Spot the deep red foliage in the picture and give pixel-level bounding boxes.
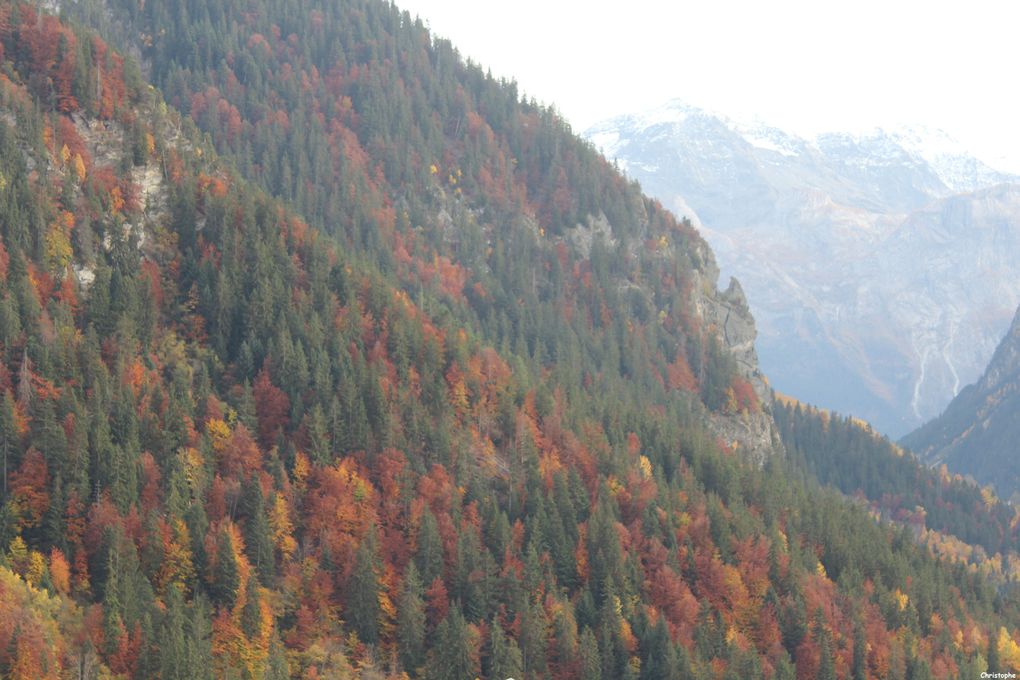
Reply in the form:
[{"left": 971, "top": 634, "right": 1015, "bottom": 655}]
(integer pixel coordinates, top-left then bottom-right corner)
[{"left": 253, "top": 366, "right": 289, "bottom": 449}]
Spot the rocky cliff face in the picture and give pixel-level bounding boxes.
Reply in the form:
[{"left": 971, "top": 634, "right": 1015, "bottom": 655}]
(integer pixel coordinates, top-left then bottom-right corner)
[
  {"left": 563, "top": 207, "right": 783, "bottom": 463},
  {"left": 689, "top": 244, "right": 783, "bottom": 463},
  {"left": 587, "top": 100, "right": 1020, "bottom": 436},
  {"left": 902, "top": 306, "right": 1020, "bottom": 500},
  {"left": 699, "top": 275, "right": 783, "bottom": 464}
]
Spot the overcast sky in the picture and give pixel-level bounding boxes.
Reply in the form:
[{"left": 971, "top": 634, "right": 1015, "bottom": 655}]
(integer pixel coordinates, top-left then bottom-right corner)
[{"left": 395, "top": 0, "right": 1020, "bottom": 171}]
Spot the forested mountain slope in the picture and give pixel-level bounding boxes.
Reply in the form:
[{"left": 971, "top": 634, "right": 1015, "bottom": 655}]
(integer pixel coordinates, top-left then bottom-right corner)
[
  {"left": 0, "top": 2, "right": 1018, "bottom": 679},
  {"left": 903, "top": 305, "right": 1020, "bottom": 501},
  {"left": 776, "top": 397, "right": 1020, "bottom": 580},
  {"left": 60, "top": 0, "right": 778, "bottom": 458}
]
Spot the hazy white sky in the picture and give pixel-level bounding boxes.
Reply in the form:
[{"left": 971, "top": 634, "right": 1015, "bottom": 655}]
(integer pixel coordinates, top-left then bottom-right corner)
[{"left": 396, "top": 0, "right": 1020, "bottom": 170}]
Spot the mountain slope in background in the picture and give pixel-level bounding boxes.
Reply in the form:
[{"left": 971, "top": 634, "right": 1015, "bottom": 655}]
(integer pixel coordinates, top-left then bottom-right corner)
[
  {"left": 587, "top": 100, "right": 1020, "bottom": 436},
  {"left": 903, "top": 305, "right": 1020, "bottom": 500}
]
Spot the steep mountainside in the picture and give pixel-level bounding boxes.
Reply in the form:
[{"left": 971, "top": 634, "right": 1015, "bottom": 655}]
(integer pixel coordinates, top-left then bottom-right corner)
[
  {"left": 776, "top": 395, "right": 1020, "bottom": 576},
  {"left": 58, "top": 0, "right": 783, "bottom": 457},
  {"left": 586, "top": 100, "right": 1020, "bottom": 436},
  {"left": 903, "top": 305, "right": 1020, "bottom": 500},
  {"left": 1, "top": 3, "right": 1020, "bottom": 680}
]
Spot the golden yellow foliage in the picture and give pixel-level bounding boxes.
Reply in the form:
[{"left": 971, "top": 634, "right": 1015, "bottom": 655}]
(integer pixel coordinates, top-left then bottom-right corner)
[
  {"left": 182, "top": 447, "right": 206, "bottom": 493},
  {"left": 8, "top": 536, "right": 32, "bottom": 579},
  {"left": 893, "top": 588, "right": 909, "bottom": 611},
  {"left": 292, "top": 451, "right": 310, "bottom": 495},
  {"left": 379, "top": 587, "right": 397, "bottom": 641},
  {"left": 45, "top": 220, "right": 73, "bottom": 270},
  {"left": 25, "top": 551, "right": 46, "bottom": 586},
  {"left": 73, "top": 154, "right": 86, "bottom": 182},
  {"left": 269, "top": 495, "right": 296, "bottom": 561},
  {"left": 638, "top": 455, "right": 653, "bottom": 479},
  {"left": 999, "top": 627, "right": 1020, "bottom": 671},
  {"left": 158, "top": 519, "right": 196, "bottom": 594},
  {"left": 207, "top": 417, "right": 232, "bottom": 452}
]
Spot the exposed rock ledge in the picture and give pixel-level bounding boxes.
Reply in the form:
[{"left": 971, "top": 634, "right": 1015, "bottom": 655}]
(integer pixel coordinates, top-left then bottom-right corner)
[{"left": 695, "top": 268, "right": 784, "bottom": 464}]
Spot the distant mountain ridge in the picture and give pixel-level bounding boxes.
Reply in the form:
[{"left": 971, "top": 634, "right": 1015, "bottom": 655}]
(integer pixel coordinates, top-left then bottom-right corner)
[
  {"left": 902, "top": 305, "right": 1020, "bottom": 500},
  {"left": 586, "top": 100, "right": 1020, "bottom": 436}
]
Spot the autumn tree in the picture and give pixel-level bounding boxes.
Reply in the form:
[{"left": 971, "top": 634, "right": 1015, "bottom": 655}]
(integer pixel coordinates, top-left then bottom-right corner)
[{"left": 253, "top": 366, "right": 289, "bottom": 449}]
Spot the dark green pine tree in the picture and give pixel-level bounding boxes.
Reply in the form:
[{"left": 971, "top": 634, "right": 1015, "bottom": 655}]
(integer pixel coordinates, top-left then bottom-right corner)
[
  {"left": 487, "top": 617, "right": 523, "bottom": 680},
  {"left": 305, "top": 403, "right": 331, "bottom": 465},
  {"left": 101, "top": 533, "right": 127, "bottom": 660},
  {"left": 233, "top": 380, "right": 258, "bottom": 432},
  {"left": 425, "top": 607, "right": 475, "bottom": 680},
  {"left": 210, "top": 526, "right": 241, "bottom": 609},
  {"left": 240, "top": 477, "right": 275, "bottom": 582},
  {"left": 41, "top": 474, "right": 66, "bottom": 551},
  {"left": 265, "top": 632, "right": 290, "bottom": 680},
  {"left": 779, "top": 593, "right": 808, "bottom": 653},
  {"left": 907, "top": 655, "right": 933, "bottom": 680},
  {"left": 30, "top": 397, "right": 68, "bottom": 480},
  {"left": 578, "top": 627, "right": 602, "bottom": 680},
  {"left": 347, "top": 529, "right": 381, "bottom": 645},
  {"left": 587, "top": 486, "right": 626, "bottom": 607},
  {"left": 773, "top": 653, "right": 797, "bottom": 680},
  {"left": 815, "top": 613, "right": 837, "bottom": 680},
  {"left": 414, "top": 507, "right": 444, "bottom": 586},
  {"left": 520, "top": 597, "right": 548, "bottom": 678},
  {"left": 187, "top": 595, "right": 215, "bottom": 680},
  {"left": 159, "top": 584, "right": 192, "bottom": 680},
  {"left": 988, "top": 628, "right": 1001, "bottom": 674},
  {"left": 241, "top": 576, "right": 263, "bottom": 639},
  {"left": 0, "top": 390, "right": 15, "bottom": 470},
  {"left": 640, "top": 616, "right": 678, "bottom": 680},
  {"left": 852, "top": 617, "right": 868, "bottom": 680},
  {"left": 396, "top": 562, "right": 426, "bottom": 675},
  {"left": 0, "top": 293, "right": 21, "bottom": 350}
]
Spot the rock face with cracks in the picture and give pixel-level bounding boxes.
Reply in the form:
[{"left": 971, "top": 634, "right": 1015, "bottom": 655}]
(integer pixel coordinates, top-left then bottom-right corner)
[{"left": 695, "top": 270, "right": 783, "bottom": 464}]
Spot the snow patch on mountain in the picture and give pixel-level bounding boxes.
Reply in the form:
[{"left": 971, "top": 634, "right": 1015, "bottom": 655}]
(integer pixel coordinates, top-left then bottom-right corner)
[
  {"left": 885, "top": 125, "right": 1013, "bottom": 193},
  {"left": 588, "top": 129, "right": 622, "bottom": 159},
  {"left": 733, "top": 123, "right": 801, "bottom": 157}
]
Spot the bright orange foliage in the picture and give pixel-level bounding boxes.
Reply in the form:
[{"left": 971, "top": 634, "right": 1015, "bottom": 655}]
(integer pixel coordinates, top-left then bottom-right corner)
[{"left": 10, "top": 449, "right": 49, "bottom": 529}]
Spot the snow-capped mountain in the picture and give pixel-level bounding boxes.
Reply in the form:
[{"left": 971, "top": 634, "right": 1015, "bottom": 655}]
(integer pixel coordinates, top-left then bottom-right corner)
[
  {"left": 890, "top": 125, "right": 1016, "bottom": 193},
  {"left": 585, "top": 100, "right": 1020, "bottom": 436}
]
